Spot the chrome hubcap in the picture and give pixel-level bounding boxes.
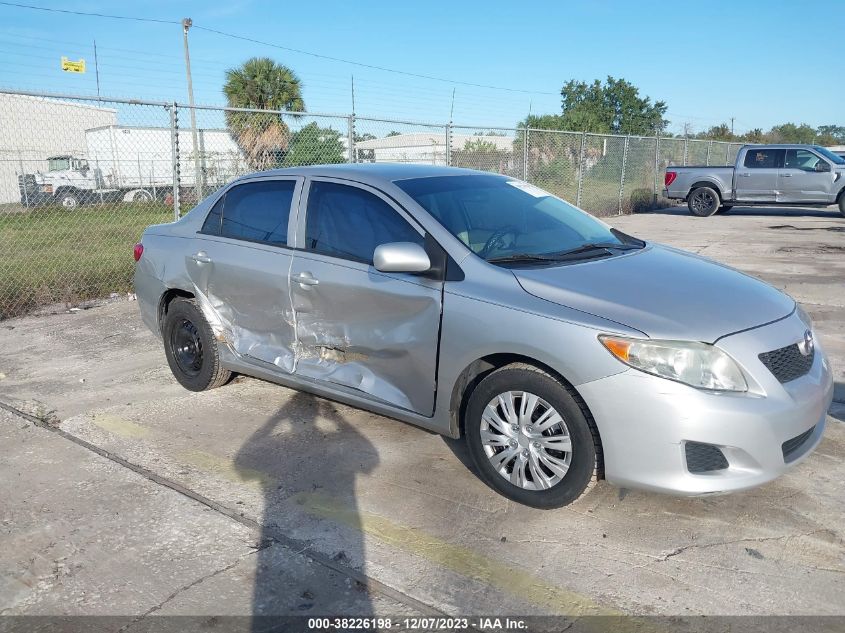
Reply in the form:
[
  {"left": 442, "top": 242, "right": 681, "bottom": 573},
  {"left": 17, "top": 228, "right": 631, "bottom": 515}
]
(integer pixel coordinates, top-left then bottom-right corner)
[{"left": 480, "top": 390, "right": 572, "bottom": 491}]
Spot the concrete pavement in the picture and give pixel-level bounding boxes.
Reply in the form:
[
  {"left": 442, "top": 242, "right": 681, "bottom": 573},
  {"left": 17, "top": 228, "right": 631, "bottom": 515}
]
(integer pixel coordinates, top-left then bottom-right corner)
[{"left": 1, "top": 205, "right": 843, "bottom": 619}]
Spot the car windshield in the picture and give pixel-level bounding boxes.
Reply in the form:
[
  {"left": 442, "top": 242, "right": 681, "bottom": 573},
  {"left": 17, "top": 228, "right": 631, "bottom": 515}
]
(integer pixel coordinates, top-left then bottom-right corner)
[
  {"left": 47, "top": 157, "right": 71, "bottom": 171},
  {"left": 813, "top": 146, "right": 845, "bottom": 165},
  {"left": 396, "top": 174, "right": 637, "bottom": 262}
]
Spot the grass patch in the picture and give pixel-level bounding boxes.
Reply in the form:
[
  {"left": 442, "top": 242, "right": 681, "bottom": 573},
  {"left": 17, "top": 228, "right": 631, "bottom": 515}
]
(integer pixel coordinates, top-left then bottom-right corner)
[{"left": 0, "top": 203, "right": 174, "bottom": 319}]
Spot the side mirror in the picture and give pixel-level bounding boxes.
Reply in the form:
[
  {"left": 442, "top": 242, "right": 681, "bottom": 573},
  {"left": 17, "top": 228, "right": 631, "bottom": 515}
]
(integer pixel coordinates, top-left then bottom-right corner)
[
  {"left": 814, "top": 161, "right": 831, "bottom": 172},
  {"left": 373, "top": 242, "right": 431, "bottom": 274}
]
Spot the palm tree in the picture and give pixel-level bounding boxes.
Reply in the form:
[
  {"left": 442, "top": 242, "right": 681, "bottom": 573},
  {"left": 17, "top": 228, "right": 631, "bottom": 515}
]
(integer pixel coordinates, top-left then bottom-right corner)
[{"left": 223, "top": 57, "right": 305, "bottom": 170}]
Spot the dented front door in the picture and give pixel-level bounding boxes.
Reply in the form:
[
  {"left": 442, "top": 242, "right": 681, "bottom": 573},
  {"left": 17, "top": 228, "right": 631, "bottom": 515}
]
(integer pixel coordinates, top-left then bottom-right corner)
[{"left": 290, "top": 179, "right": 443, "bottom": 416}]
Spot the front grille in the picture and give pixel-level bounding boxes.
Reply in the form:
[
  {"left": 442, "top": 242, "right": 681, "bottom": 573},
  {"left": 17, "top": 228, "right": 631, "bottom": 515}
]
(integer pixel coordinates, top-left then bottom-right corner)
[
  {"left": 17, "top": 173, "right": 37, "bottom": 194},
  {"left": 759, "top": 343, "right": 814, "bottom": 383},
  {"left": 782, "top": 426, "right": 815, "bottom": 462},
  {"left": 685, "top": 442, "right": 729, "bottom": 473}
]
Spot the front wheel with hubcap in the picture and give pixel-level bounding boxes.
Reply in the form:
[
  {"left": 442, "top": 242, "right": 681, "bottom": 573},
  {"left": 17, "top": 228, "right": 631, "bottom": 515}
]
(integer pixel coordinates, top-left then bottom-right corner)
[
  {"left": 838, "top": 195, "right": 845, "bottom": 218},
  {"left": 59, "top": 192, "right": 80, "bottom": 210},
  {"left": 687, "top": 186, "right": 720, "bottom": 217},
  {"left": 162, "top": 297, "right": 231, "bottom": 391},
  {"left": 464, "top": 364, "right": 599, "bottom": 508}
]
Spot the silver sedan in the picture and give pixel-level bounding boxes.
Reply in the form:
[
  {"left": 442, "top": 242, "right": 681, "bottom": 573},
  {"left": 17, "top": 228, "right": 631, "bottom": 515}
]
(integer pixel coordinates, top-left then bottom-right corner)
[{"left": 133, "top": 164, "right": 834, "bottom": 508}]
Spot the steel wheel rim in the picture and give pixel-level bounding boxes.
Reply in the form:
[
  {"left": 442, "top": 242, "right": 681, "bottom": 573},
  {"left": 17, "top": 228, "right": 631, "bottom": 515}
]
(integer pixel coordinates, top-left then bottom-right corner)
[
  {"left": 480, "top": 390, "right": 572, "bottom": 490},
  {"left": 170, "top": 318, "right": 203, "bottom": 377},
  {"left": 61, "top": 196, "right": 77, "bottom": 209},
  {"left": 692, "top": 190, "right": 715, "bottom": 213}
]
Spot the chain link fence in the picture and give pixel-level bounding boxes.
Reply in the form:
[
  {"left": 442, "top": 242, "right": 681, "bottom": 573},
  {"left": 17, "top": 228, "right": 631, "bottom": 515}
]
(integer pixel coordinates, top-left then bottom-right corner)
[{"left": 0, "top": 88, "right": 745, "bottom": 319}]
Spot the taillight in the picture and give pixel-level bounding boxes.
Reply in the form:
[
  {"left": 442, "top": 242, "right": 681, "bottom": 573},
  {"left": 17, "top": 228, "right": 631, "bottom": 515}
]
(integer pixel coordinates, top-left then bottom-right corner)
[
  {"left": 665, "top": 171, "right": 677, "bottom": 187},
  {"left": 133, "top": 243, "right": 144, "bottom": 262}
]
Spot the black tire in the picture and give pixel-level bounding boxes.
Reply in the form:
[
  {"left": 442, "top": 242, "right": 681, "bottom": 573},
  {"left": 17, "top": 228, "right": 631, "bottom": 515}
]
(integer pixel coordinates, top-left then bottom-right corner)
[
  {"left": 687, "top": 186, "right": 720, "bottom": 217},
  {"left": 162, "top": 297, "right": 231, "bottom": 391},
  {"left": 838, "top": 195, "right": 845, "bottom": 218},
  {"left": 463, "top": 363, "right": 599, "bottom": 509}
]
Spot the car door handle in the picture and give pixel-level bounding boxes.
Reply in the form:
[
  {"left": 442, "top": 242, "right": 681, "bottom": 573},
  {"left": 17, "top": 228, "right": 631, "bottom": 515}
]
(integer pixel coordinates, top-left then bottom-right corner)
[
  {"left": 738, "top": 173, "right": 751, "bottom": 177},
  {"left": 190, "top": 251, "right": 212, "bottom": 264},
  {"left": 292, "top": 272, "right": 319, "bottom": 286}
]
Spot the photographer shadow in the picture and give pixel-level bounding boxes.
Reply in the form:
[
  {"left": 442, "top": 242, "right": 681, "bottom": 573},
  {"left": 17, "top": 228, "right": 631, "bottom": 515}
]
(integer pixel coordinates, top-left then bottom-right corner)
[{"left": 234, "top": 390, "right": 380, "bottom": 624}]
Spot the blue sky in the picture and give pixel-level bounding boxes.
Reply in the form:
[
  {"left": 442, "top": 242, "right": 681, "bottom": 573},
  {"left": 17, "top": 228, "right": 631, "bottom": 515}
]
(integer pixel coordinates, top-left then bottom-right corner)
[{"left": 0, "top": 0, "right": 840, "bottom": 135}]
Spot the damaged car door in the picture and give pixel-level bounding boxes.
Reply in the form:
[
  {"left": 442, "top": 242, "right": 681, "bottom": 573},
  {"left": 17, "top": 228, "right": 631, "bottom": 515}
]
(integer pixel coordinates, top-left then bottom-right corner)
[
  {"left": 290, "top": 179, "right": 443, "bottom": 416},
  {"left": 187, "top": 177, "right": 302, "bottom": 372}
]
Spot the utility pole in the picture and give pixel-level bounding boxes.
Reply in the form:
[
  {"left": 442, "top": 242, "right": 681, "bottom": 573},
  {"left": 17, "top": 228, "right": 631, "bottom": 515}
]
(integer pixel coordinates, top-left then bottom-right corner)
[
  {"left": 93, "top": 39, "right": 101, "bottom": 99},
  {"left": 182, "top": 18, "right": 203, "bottom": 199},
  {"left": 730, "top": 117, "right": 735, "bottom": 136}
]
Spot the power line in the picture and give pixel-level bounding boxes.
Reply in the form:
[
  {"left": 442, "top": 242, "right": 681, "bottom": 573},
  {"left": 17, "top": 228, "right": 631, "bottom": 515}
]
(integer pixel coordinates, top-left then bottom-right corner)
[
  {"left": 0, "top": 0, "right": 558, "bottom": 96},
  {"left": 191, "top": 25, "right": 558, "bottom": 96},
  {"left": 0, "top": 1, "right": 178, "bottom": 23}
]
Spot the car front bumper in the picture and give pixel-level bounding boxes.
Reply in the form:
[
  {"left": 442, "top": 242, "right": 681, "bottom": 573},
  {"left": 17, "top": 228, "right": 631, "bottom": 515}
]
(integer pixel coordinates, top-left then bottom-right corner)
[{"left": 578, "top": 311, "right": 834, "bottom": 495}]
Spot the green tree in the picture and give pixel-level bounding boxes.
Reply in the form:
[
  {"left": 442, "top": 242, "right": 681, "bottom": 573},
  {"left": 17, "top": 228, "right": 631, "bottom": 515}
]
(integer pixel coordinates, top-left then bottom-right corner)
[
  {"left": 558, "top": 77, "right": 668, "bottom": 135},
  {"left": 741, "top": 128, "right": 765, "bottom": 143},
  {"left": 223, "top": 57, "right": 305, "bottom": 170},
  {"left": 451, "top": 137, "right": 510, "bottom": 172},
  {"left": 462, "top": 138, "right": 500, "bottom": 152},
  {"left": 816, "top": 125, "right": 845, "bottom": 145},
  {"left": 283, "top": 123, "right": 345, "bottom": 167},
  {"left": 767, "top": 123, "right": 817, "bottom": 144},
  {"left": 696, "top": 123, "right": 735, "bottom": 142}
]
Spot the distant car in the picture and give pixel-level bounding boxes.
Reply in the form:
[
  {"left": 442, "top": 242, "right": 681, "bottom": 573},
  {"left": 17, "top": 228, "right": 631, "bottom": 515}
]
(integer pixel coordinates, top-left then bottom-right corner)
[
  {"left": 664, "top": 144, "right": 845, "bottom": 217},
  {"left": 134, "top": 165, "right": 833, "bottom": 508}
]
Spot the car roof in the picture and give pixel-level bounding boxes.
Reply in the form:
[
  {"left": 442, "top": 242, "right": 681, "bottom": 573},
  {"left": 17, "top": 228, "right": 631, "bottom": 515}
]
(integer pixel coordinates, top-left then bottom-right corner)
[
  {"left": 233, "top": 163, "right": 507, "bottom": 186},
  {"left": 741, "top": 144, "right": 821, "bottom": 150}
]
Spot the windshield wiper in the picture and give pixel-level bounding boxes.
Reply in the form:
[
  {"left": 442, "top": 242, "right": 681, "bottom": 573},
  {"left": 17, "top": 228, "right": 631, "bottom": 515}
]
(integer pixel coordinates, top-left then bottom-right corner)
[
  {"left": 488, "top": 239, "right": 645, "bottom": 264},
  {"left": 553, "top": 241, "right": 640, "bottom": 258},
  {"left": 487, "top": 253, "right": 563, "bottom": 263}
]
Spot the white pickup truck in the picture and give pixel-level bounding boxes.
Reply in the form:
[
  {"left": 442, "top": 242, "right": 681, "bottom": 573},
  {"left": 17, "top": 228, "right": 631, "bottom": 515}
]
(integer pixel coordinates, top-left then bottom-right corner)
[{"left": 663, "top": 144, "right": 845, "bottom": 217}]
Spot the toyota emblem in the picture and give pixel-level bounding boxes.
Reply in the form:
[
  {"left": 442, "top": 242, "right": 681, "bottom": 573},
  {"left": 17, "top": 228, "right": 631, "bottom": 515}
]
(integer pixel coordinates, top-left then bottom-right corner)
[{"left": 798, "top": 330, "right": 814, "bottom": 357}]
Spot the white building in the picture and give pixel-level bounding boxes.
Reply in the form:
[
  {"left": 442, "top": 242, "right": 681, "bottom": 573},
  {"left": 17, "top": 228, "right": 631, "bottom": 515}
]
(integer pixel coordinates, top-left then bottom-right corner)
[
  {"left": 354, "top": 132, "right": 513, "bottom": 165},
  {"left": 0, "top": 93, "right": 117, "bottom": 204}
]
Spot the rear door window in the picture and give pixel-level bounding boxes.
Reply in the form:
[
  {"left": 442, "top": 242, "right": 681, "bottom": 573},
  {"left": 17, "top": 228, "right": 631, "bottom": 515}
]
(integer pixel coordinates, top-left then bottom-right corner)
[
  {"left": 220, "top": 180, "right": 296, "bottom": 245},
  {"left": 743, "top": 149, "right": 784, "bottom": 169},
  {"left": 200, "top": 180, "right": 296, "bottom": 245}
]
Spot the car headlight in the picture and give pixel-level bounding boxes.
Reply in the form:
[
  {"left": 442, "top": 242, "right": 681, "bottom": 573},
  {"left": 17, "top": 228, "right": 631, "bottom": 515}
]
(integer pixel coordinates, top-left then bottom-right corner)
[
  {"left": 599, "top": 335, "right": 748, "bottom": 392},
  {"left": 796, "top": 304, "right": 813, "bottom": 329}
]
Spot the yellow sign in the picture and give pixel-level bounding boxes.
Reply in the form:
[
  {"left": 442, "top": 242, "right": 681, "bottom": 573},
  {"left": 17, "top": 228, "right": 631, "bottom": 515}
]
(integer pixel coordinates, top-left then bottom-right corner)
[{"left": 61, "top": 57, "right": 86, "bottom": 73}]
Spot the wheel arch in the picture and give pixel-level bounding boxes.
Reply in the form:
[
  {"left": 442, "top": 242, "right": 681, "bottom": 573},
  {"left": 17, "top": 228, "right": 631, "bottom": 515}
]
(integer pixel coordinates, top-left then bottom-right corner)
[
  {"left": 53, "top": 185, "right": 80, "bottom": 198},
  {"left": 158, "top": 287, "right": 195, "bottom": 331},
  {"left": 688, "top": 181, "right": 724, "bottom": 201},
  {"left": 449, "top": 353, "right": 605, "bottom": 479}
]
